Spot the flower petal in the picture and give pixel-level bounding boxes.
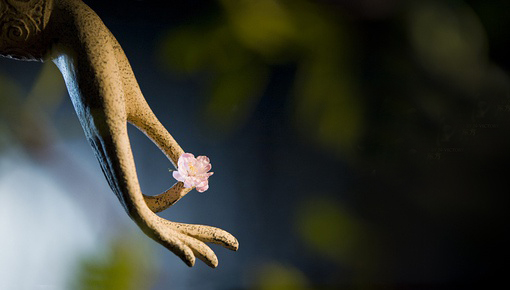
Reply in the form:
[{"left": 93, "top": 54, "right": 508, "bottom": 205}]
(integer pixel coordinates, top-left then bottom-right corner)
[
  {"left": 174, "top": 153, "right": 213, "bottom": 191},
  {"left": 196, "top": 156, "right": 210, "bottom": 166},
  {"left": 182, "top": 153, "right": 195, "bottom": 159},
  {"left": 183, "top": 178, "right": 193, "bottom": 188},
  {"left": 196, "top": 183, "right": 209, "bottom": 192},
  {"left": 196, "top": 155, "right": 210, "bottom": 162},
  {"left": 196, "top": 156, "right": 212, "bottom": 173},
  {"left": 173, "top": 171, "right": 184, "bottom": 182},
  {"left": 178, "top": 153, "right": 195, "bottom": 169}
]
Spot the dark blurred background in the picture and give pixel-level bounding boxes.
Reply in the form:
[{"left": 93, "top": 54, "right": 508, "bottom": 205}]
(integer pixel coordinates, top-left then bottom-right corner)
[{"left": 1, "top": 0, "right": 509, "bottom": 289}]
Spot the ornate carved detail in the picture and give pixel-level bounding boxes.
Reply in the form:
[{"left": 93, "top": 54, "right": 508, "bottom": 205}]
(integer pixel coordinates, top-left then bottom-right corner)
[{"left": 0, "top": 0, "right": 53, "bottom": 60}]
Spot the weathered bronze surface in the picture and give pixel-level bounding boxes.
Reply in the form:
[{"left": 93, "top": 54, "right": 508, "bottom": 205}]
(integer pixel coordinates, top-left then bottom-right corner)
[{"left": 0, "top": 0, "right": 238, "bottom": 267}]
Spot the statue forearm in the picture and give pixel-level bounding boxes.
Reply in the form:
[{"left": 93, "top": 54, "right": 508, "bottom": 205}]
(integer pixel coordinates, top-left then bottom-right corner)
[{"left": 0, "top": 0, "right": 238, "bottom": 268}]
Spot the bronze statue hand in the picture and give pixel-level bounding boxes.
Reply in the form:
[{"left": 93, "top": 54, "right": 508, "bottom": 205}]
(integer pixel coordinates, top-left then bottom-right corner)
[{"left": 0, "top": 0, "right": 238, "bottom": 267}]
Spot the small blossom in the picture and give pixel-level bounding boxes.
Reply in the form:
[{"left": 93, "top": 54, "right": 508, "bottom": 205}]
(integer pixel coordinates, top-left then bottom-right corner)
[{"left": 172, "top": 153, "right": 213, "bottom": 192}]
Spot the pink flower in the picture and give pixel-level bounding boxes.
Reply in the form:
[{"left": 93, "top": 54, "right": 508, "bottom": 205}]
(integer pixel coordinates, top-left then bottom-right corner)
[{"left": 173, "top": 153, "right": 214, "bottom": 192}]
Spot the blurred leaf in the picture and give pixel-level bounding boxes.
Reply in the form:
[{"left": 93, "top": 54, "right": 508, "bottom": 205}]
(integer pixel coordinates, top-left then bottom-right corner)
[
  {"left": 407, "top": 0, "right": 488, "bottom": 89},
  {"left": 0, "top": 73, "right": 24, "bottom": 122},
  {"left": 220, "top": 0, "right": 299, "bottom": 60},
  {"left": 158, "top": 26, "right": 213, "bottom": 73},
  {"left": 157, "top": 0, "right": 365, "bottom": 157},
  {"left": 26, "top": 62, "right": 66, "bottom": 113},
  {"left": 296, "top": 197, "right": 364, "bottom": 263},
  {"left": 70, "top": 234, "right": 156, "bottom": 290},
  {"left": 287, "top": 0, "right": 363, "bottom": 158},
  {"left": 294, "top": 57, "right": 364, "bottom": 157},
  {"left": 0, "top": 73, "right": 24, "bottom": 151},
  {"left": 205, "top": 59, "right": 268, "bottom": 132},
  {"left": 0, "top": 63, "right": 66, "bottom": 154},
  {"left": 158, "top": 22, "right": 269, "bottom": 133},
  {"left": 253, "top": 262, "right": 310, "bottom": 290}
]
